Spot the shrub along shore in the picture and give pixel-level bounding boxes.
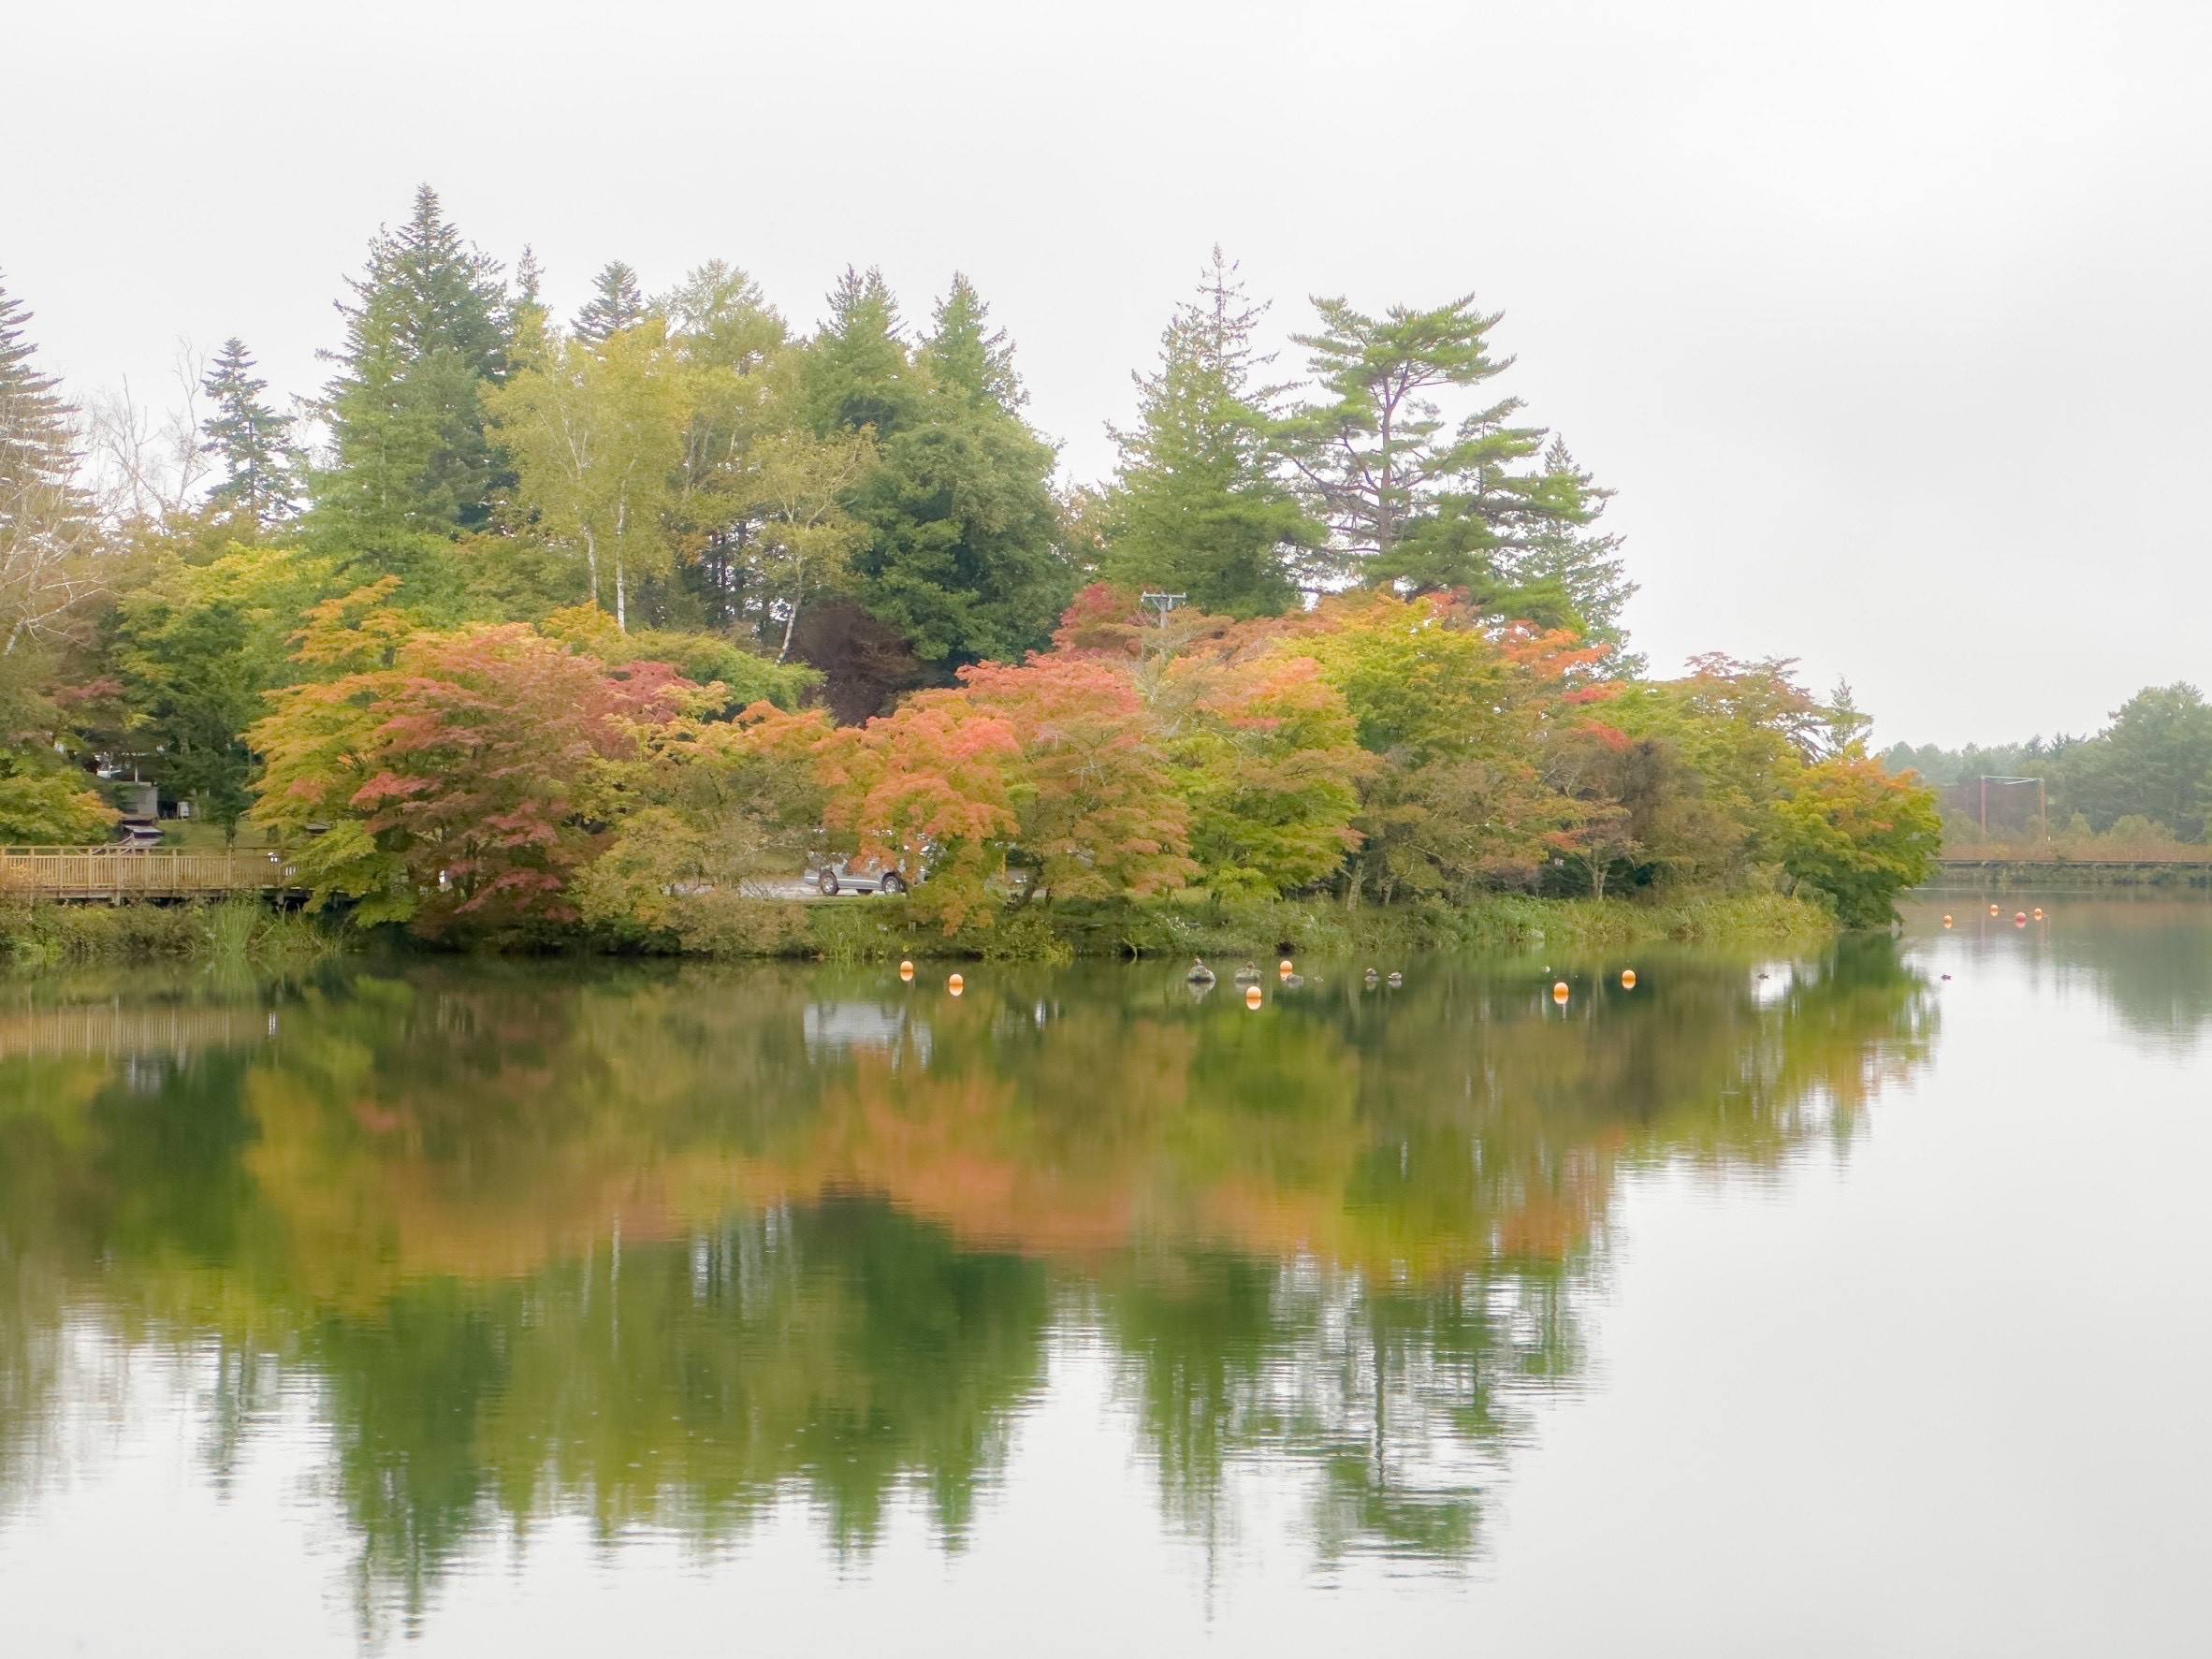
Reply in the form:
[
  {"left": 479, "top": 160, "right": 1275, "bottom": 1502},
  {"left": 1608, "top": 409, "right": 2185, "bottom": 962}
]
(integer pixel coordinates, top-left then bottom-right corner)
[
  {"left": 0, "top": 898, "right": 347, "bottom": 967},
  {"left": 806, "top": 890, "right": 1839, "bottom": 965}
]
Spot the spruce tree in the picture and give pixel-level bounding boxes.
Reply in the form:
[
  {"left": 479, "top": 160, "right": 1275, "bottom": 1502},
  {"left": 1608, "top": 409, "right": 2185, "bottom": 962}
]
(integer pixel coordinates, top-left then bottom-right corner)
[
  {"left": 785, "top": 272, "right": 1069, "bottom": 676},
  {"left": 199, "top": 337, "right": 298, "bottom": 528},
  {"left": 513, "top": 245, "right": 546, "bottom": 315},
  {"left": 840, "top": 274, "right": 1069, "bottom": 668},
  {"left": 0, "top": 274, "right": 95, "bottom": 657},
  {"left": 803, "top": 267, "right": 925, "bottom": 438},
  {"left": 923, "top": 273, "right": 1023, "bottom": 411},
  {"left": 573, "top": 260, "right": 646, "bottom": 343},
  {"left": 1494, "top": 438, "right": 1637, "bottom": 659},
  {"left": 309, "top": 185, "right": 510, "bottom": 582},
  {"left": 1100, "top": 250, "right": 1315, "bottom": 617}
]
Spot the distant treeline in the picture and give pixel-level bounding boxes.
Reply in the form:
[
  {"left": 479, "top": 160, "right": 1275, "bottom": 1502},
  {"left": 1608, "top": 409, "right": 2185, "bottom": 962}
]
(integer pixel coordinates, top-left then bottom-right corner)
[
  {"left": 0, "top": 186, "right": 1938, "bottom": 940},
  {"left": 1885, "top": 682, "right": 2212, "bottom": 848}
]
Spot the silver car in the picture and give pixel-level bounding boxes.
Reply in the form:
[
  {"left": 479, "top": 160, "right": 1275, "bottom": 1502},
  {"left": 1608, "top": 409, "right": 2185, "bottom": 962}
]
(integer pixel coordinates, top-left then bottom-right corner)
[{"left": 812, "top": 857, "right": 910, "bottom": 896}]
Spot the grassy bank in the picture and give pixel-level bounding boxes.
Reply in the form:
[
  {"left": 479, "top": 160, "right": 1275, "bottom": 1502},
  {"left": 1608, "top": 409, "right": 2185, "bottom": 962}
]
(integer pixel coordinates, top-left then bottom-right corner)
[
  {"left": 0, "top": 898, "right": 350, "bottom": 968},
  {"left": 2, "top": 890, "right": 1836, "bottom": 968},
  {"left": 803, "top": 890, "right": 1838, "bottom": 964}
]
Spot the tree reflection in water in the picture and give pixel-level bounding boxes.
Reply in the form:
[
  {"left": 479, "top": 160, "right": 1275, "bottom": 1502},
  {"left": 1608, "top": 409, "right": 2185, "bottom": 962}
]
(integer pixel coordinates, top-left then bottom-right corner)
[{"left": 0, "top": 934, "right": 1940, "bottom": 1634}]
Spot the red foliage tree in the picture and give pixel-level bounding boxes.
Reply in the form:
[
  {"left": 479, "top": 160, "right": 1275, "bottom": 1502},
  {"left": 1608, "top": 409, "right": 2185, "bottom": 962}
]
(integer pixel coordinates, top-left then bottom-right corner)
[
  {"left": 959, "top": 655, "right": 1197, "bottom": 903},
  {"left": 811, "top": 690, "right": 1023, "bottom": 928},
  {"left": 254, "top": 597, "right": 706, "bottom": 935},
  {"left": 354, "top": 628, "right": 696, "bottom": 932}
]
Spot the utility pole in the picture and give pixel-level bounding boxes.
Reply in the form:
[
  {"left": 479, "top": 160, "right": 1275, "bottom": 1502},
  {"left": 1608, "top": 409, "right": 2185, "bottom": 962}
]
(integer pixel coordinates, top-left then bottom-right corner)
[{"left": 1139, "top": 591, "right": 1186, "bottom": 661}]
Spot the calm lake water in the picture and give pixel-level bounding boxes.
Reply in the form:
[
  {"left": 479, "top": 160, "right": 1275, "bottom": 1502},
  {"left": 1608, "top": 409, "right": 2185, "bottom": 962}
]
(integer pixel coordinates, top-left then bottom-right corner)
[{"left": 2, "top": 896, "right": 2206, "bottom": 1654}]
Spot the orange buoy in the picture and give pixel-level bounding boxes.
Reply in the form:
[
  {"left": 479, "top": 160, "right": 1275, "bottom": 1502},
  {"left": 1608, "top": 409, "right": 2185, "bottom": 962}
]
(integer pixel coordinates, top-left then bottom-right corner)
[
  {"left": 2032, "top": 908, "right": 2045, "bottom": 920},
  {"left": 1244, "top": 984, "right": 1263, "bottom": 1009},
  {"left": 948, "top": 973, "right": 965, "bottom": 997},
  {"left": 1989, "top": 904, "right": 2001, "bottom": 915},
  {"left": 1552, "top": 981, "right": 1570, "bottom": 1003},
  {"left": 1278, "top": 958, "right": 1294, "bottom": 979},
  {"left": 1620, "top": 968, "right": 1637, "bottom": 989},
  {"left": 1943, "top": 914, "right": 1953, "bottom": 927},
  {"left": 899, "top": 959, "right": 914, "bottom": 982}
]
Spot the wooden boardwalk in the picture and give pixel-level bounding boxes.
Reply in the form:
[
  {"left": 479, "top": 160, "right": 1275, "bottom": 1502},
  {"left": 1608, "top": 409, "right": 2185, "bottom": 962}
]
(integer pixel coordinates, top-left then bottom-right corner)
[
  {"left": 0, "top": 846, "right": 303, "bottom": 900},
  {"left": 1933, "top": 857, "right": 2212, "bottom": 889}
]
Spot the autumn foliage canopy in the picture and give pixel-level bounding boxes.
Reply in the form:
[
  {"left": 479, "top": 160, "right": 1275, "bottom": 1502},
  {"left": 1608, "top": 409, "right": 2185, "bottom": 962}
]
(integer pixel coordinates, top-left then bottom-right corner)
[{"left": 248, "top": 581, "right": 1935, "bottom": 937}]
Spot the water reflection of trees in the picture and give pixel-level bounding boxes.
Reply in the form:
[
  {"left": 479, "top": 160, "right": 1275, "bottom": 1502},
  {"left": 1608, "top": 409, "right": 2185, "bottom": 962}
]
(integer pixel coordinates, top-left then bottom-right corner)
[
  {"left": 0, "top": 939, "right": 1932, "bottom": 1627},
  {"left": 1998, "top": 899, "right": 2212, "bottom": 1044},
  {"left": 316, "top": 1198, "right": 1047, "bottom": 1633}
]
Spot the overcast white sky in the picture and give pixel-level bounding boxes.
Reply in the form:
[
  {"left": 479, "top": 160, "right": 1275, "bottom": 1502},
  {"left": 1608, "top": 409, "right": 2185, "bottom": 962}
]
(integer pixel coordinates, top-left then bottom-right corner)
[{"left": 7, "top": 0, "right": 2205, "bottom": 747}]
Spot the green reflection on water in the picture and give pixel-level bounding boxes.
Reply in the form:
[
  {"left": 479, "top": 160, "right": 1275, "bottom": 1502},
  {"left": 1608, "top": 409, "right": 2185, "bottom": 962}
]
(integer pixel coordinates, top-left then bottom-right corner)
[{"left": 0, "top": 931, "right": 1955, "bottom": 1633}]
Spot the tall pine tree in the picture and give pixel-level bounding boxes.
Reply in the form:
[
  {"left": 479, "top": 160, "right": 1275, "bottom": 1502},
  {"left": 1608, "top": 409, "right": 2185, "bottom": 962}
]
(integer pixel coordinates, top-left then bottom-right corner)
[
  {"left": 1100, "top": 249, "right": 1316, "bottom": 617},
  {"left": 0, "top": 274, "right": 113, "bottom": 842},
  {"left": 200, "top": 338, "right": 298, "bottom": 529},
  {"left": 308, "top": 185, "right": 510, "bottom": 589},
  {"left": 0, "top": 274, "right": 95, "bottom": 658},
  {"left": 1281, "top": 292, "right": 1592, "bottom": 595},
  {"left": 573, "top": 260, "right": 646, "bottom": 342}
]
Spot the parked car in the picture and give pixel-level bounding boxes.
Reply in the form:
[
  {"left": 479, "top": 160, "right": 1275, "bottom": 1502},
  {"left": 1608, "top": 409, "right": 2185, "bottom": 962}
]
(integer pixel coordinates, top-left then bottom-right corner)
[{"left": 811, "top": 856, "right": 910, "bottom": 896}]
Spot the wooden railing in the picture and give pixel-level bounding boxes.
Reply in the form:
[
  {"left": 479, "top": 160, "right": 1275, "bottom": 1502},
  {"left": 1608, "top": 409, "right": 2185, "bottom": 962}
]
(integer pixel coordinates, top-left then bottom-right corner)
[{"left": 0, "top": 845, "right": 301, "bottom": 899}]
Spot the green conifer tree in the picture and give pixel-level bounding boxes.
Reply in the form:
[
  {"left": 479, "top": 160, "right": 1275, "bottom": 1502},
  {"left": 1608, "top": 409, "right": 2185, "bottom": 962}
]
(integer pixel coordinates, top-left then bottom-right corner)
[
  {"left": 307, "top": 185, "right": 511, "bottom": 589},
  {"left": 0, "top": 274, "right": 95, "bottom": 658},
  {"left": 1099, "top": 250, "right": 1316, "bottom": 618},
  {"left": 1493, "top": 437, "right": 1637, "bottom": 660},
  {"left": 513, "top": 246, "right": 546, "bottom": 315},
  {"left": 199, "top": 337, "right": 298, "bottom": 528},
  {"left": 803, "top": 267, "right": 925, "bottom": 438},
  {"left": 1281, "top": 292, "right": 1592, "bottom": 595},
  {"left": 844, "top": 275, "right": 1069, "bottom": 668},
  {"left": 573, "top": 260, "right": 646, "bottom": 343},
  {"left": 923, "top": 272, "right": 1023, "bottom": 411},
  {"left": 0, "top": 275, "right": 110, "bottom": 838}
]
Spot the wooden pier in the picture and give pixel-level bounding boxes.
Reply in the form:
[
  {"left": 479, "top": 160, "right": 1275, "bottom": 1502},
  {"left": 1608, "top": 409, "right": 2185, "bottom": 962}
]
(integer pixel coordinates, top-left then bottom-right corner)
[
  {"left": 0, "top": 845, "right": 304, "bottom": 901},
  {"left": 1932, "top": 857, "right": 2212, "bottom": 890}
]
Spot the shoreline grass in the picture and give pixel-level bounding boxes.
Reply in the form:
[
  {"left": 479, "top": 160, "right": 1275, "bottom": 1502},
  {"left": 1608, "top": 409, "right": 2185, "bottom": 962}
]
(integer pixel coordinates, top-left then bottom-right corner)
[
  {"left": 2, "top": 890, "right": 1836, "bottom": 968},
  {"left": 800, "top": 890, "right": 1837, "bottom": 964},
  {"left": 0, "top": 897, "right": 351, "bottom": 968}
]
